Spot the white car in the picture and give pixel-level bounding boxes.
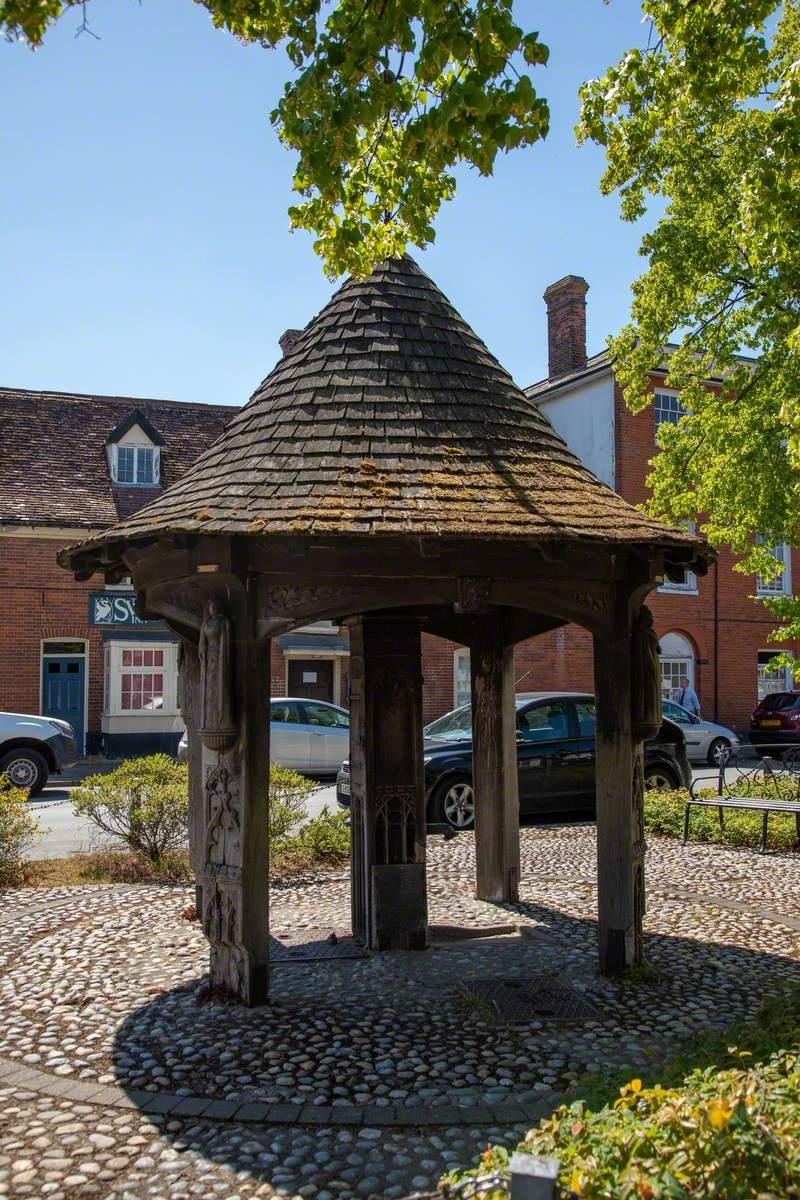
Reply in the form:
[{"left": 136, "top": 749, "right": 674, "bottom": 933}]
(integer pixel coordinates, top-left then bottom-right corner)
[
  {"left": 177, "top": 697, "right": 349, "bottom": 776},
  {"left": 661, "top": 699, "right": 740, "bottom": 765},
  {"left": 0, "top": 711, "right": 77, "bottom": 794}
]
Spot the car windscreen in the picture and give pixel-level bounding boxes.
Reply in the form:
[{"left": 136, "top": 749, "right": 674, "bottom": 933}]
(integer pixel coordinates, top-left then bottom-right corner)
[
  {"left": 760, "top": 693, "right": 800, "bottom": 711},
  {"left": 424, "top": 704, "right": 473, "bottom": 740}
]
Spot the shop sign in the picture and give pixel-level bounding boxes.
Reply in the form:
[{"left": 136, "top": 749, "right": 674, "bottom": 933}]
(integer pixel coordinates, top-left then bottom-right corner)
[{"left": 88, "top": 592, "right": 159, "bottom": 627}]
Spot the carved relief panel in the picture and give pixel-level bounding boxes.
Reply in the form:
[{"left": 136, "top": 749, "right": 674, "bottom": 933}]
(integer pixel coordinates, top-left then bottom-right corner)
[{"left": 204, "top": 761, "right": 242, "bottom": 880}]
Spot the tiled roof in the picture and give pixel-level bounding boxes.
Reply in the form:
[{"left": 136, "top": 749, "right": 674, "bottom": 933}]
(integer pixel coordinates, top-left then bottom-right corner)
[
  {"left": 61, "top": 257, "right": 708, "bottom": 565},
  {"left": 0, "top": 388, "right": 236, "bottom": 528},
  {"left": 525, "top": 342, "right": 761, "bottom": 401},
  {"left": 525, "top": 350, "right": 612, "bottom": 399}
]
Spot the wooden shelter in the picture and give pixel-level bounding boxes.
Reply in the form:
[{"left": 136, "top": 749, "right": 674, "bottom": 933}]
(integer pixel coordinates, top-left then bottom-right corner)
[{"left": 60, "top": 257, "right": 712, "bottom": 1005}]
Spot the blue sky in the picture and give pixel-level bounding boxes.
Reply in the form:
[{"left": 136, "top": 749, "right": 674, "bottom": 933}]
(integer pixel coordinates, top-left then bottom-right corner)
[{"left": 1, "top": 0, "right": 651, "bottom": 406}]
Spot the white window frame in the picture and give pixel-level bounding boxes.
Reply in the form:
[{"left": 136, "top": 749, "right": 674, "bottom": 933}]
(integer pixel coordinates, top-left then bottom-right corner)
[
  {"left": 659, "top": 520, "right": 698, "bottom": 594},
  {"left": 108, "top": 443, "right": 161, "bottom": 486},
  {"left": 658, "top": 632, "right": 695, "bottom": 702},
  {"left": 654, "top": 389, "right": 687, "bottom": 443},
  {"left": 103, "top": 640, "right": 179, "bottom": 717},
  {"left": 756, "top": 539, "right": 791, "bottom": 597},
  {"left": 757, "top": 650, "right": 793, "bottom": 701},
  {"left": 454, "top": 648, "right": 471, "bottom": 709}
]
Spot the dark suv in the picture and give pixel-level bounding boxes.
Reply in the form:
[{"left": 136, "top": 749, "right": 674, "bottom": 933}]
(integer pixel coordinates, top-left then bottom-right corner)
[
  {"left": 750, "top": 691, "right": 800, "bottom": 749},
  {"left": 336, "top": 691, "right": 690, "bottom": 830}
]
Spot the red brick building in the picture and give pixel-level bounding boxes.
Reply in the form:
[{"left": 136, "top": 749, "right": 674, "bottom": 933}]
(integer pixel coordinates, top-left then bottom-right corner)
[
  {"left": 524, "top": 277, "right": 799, "bottom": 732},
  {"left": 1, "top": 285, "right": 791, "bottom": 754},
  {"left": 0, "top": 389, "right": 233, "bottom": 755}
]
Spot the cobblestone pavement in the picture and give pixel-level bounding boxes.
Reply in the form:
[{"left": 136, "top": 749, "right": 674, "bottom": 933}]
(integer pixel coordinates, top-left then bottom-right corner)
[{"left": 1, "top": 824, "right": 799, "bottom": 1199}]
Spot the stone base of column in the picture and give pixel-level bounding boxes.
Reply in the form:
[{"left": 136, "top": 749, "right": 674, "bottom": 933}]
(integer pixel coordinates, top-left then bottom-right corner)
[{"left": 371, "top": 864, "right": 428, "bottom": 950}]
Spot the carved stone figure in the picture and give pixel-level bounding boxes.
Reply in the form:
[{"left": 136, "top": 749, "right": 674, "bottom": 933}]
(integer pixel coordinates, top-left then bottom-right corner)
[
  {"left": 198, "top": 599, "right": 236, "bottom": 750},
  {"left": 631, "top": 605, "right": 662, "bottom": 741}
]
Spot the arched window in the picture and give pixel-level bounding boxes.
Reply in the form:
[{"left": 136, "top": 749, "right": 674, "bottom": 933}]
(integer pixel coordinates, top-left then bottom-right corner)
[{"left": 658, "top": 631, "right": 695, "bottom": 701}]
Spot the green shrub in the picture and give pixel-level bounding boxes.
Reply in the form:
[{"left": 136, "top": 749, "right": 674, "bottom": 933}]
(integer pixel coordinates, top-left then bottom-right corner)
[
  {"left": 269, "top": 764, "right": 316, "bottom": 843},
  {"left": 292, "top": 805, "right": 350, "bottom": 861},
  {"left": 522, "top": 1053, "right": 800, "bottom": 1198},
  {"left": 72, "top": 755, "right": 189, "bottom": 864},
  {"left": 273, "top": 805, "right": 350, "bottom": 872},
  {"left": 445, "top": 989, "right": 800, "bottom": 1200},
  {"left": 0, "top": 776, "right": 40, "bottom": 886},
  {"left": 644, "top": 787, "right": 800, "bottom": 850},
  {"left": 72, "top": 756, "right": 326, "bottom": 872}
]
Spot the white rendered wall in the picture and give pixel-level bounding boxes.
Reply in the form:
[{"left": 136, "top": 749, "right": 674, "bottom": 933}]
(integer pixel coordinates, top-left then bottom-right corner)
[{"left": 536, "top": 372, "right": 615, "bottom": 488}]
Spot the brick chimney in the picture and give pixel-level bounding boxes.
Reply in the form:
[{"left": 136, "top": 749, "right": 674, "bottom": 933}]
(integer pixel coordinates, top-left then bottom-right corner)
[
  {"left": 279, "top": 328, "right": 303, "bottom": 357},
  {"left": 543, "top": 276, "right": 589, "bottom": 379}
]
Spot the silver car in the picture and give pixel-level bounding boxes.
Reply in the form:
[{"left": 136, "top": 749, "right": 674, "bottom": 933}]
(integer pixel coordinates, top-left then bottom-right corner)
[
  {"left": 662, "top": 699, "right": 739, "bottom": 765},
  {"left": 177, "top": 697, "right": 349, "bottom": 776}
]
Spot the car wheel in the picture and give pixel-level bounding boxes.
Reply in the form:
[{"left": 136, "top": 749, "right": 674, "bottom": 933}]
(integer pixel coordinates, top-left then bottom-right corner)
[
  {"left": 643, "top": 764, "right": 678, "bottom": 792},
  {"left": 707, "top": 737, "right": 731, "bottom": 767},
  {"left": 434, "top": 775, "right": 475, "bottom": 830},
  {"left": 0, "top": 748, "right": 49, "bottom": 795}
]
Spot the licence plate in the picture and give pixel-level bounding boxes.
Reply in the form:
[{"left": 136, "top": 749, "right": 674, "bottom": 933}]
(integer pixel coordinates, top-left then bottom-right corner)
[
  {"left": 338, "top": 780, "right": 351, "bottom": 795},
  {"left": 761, "top": 719, "right": 781, "bottom": 728}
]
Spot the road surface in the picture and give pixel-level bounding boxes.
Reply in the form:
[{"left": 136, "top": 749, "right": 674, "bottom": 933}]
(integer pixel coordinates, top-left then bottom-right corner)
[
  {"left": 25, "top": 766, "right": 733, "bottom": 861},
  {"left": 25, "top": 779, "right": 341, "bottom": 861}
]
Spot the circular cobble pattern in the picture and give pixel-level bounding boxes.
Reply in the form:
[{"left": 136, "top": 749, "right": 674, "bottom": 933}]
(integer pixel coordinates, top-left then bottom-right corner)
[
  {"left": 0, "top": 1088, "right": 527, "bottom": 1199},
  {"left": 1, "top": 825, "right": 799, "bottom": 1198}
]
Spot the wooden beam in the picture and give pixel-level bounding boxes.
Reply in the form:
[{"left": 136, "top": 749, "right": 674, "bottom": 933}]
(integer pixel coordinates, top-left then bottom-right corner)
[
  {"left": 592, "top": 594, "right": 644, "bottom": 974},
  {"left": 471, "top": 622, "right": 520, "bottom": 902},
  {"left": 197, "top": 583, "right": 271, "bottom": 1005},
  {"left": 176, "top": 639, "right": 204, "bottom": 912}
]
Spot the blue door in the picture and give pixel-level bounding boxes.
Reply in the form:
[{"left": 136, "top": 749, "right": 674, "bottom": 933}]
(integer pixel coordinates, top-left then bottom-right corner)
[{"left": 42, "top": 656, "right": 85, "bottom": 753}]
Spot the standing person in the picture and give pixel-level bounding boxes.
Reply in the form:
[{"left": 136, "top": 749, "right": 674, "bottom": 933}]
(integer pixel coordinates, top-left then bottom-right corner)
[{"left": 674, "top": 674, "right": 701, "bottom": 718}]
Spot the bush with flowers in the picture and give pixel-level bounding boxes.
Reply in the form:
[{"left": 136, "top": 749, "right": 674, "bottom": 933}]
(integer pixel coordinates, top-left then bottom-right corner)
[
  {"left": 441, "top": 987, "right": 800, "bottom": 1199},
  {"left": 522, "top": 1054, "right": 800, "bottom": 1198}
]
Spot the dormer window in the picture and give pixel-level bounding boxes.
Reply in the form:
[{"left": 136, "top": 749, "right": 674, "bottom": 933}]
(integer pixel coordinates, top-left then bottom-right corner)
[
  {"left": 112, "top": 444, "right": 159, "bottom": 485},
  {"left": 106, "top": 407, "right": 164, "bottom": 488}
]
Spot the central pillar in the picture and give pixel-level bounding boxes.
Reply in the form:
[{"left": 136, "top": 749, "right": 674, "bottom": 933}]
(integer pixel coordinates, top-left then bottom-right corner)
[
  {"left": 349, "top": 614, "right": 428, "bottom": 950},
  {"left": 593, "top": 597, "right": 645, "bottom": 974},
  {"left": 470, "top": 623, "right": 520, "bottom": 902}
]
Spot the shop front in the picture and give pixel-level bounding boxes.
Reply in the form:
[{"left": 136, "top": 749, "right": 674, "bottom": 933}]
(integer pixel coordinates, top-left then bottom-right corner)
[{"left": 89, "top": 591, "right": 183, "bottom": 757}]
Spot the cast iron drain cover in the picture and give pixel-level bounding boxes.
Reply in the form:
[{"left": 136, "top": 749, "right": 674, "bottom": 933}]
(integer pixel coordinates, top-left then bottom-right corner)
[
  {"left": 461, "top": 977, "right": 598, "bottom": 1024},
  {"left": 270, "top": 928, "right": 367, "bottom": 963}
]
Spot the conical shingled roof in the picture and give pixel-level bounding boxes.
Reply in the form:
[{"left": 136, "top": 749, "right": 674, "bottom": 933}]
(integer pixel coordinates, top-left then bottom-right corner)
[{"left": 62, "top": 257, "right": 702, "bottom": 553}]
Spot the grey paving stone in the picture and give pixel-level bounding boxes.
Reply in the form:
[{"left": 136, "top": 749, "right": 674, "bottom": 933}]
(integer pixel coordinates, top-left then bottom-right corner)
[
  {"left": 171, "top": 1097, "right": 212, "bottom": 1118},
  {"left": 325, "top": 1108, "right": 363, "bottom": 1126},
  {"left": 298, "top": 1105, "right": 335, "bottom": 1125},
  {"left": 141, "top": 1094, "right": 181, "bottom": 1115},
  {"left": 201, "top": 1099, "right": 242, "bottom": 1120},
  {"left": 234, "top": 1102, "right": 271, "bottom": 1123}
]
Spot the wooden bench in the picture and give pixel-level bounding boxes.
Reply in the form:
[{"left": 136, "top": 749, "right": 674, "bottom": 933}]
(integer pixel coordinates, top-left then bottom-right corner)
[{"left": 684, "top": 751, "right": 800, "bottom": 853}]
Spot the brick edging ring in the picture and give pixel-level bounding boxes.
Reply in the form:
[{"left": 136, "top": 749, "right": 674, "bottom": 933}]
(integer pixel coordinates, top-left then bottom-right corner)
[
  {"left": 0, "top": 1055, "right": 565, "bottom": 1127},
  {"left": 2, "top": 884, "right": 794, "bottom": 1128}
]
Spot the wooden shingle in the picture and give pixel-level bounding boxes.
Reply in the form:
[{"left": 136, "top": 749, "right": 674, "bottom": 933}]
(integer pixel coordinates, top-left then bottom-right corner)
[{"left": 60, "top": 256, "right": 706, "bottom": 564}]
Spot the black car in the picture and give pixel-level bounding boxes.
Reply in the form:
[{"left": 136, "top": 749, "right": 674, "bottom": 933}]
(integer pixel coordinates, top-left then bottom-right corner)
[{"left": 336, "top": 691, "right": 690, "bottom": 830}]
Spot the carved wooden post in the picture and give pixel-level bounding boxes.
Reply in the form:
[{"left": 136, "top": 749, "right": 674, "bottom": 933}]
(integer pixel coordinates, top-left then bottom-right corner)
[
  {"left": 349, "top": 614, "right": 428, "bottom": 950},
  {"left": 471, "top": 624, "right": 520, "bottom": 902},
  {"left": 197, "top": 584, "right": 270, "bottom": 1005},
  {"left": 593, "top": 591, "right": 645, "bottom": 974},
  {"left": 177, "top": 638, "right": 204, "bottom": 911}
]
